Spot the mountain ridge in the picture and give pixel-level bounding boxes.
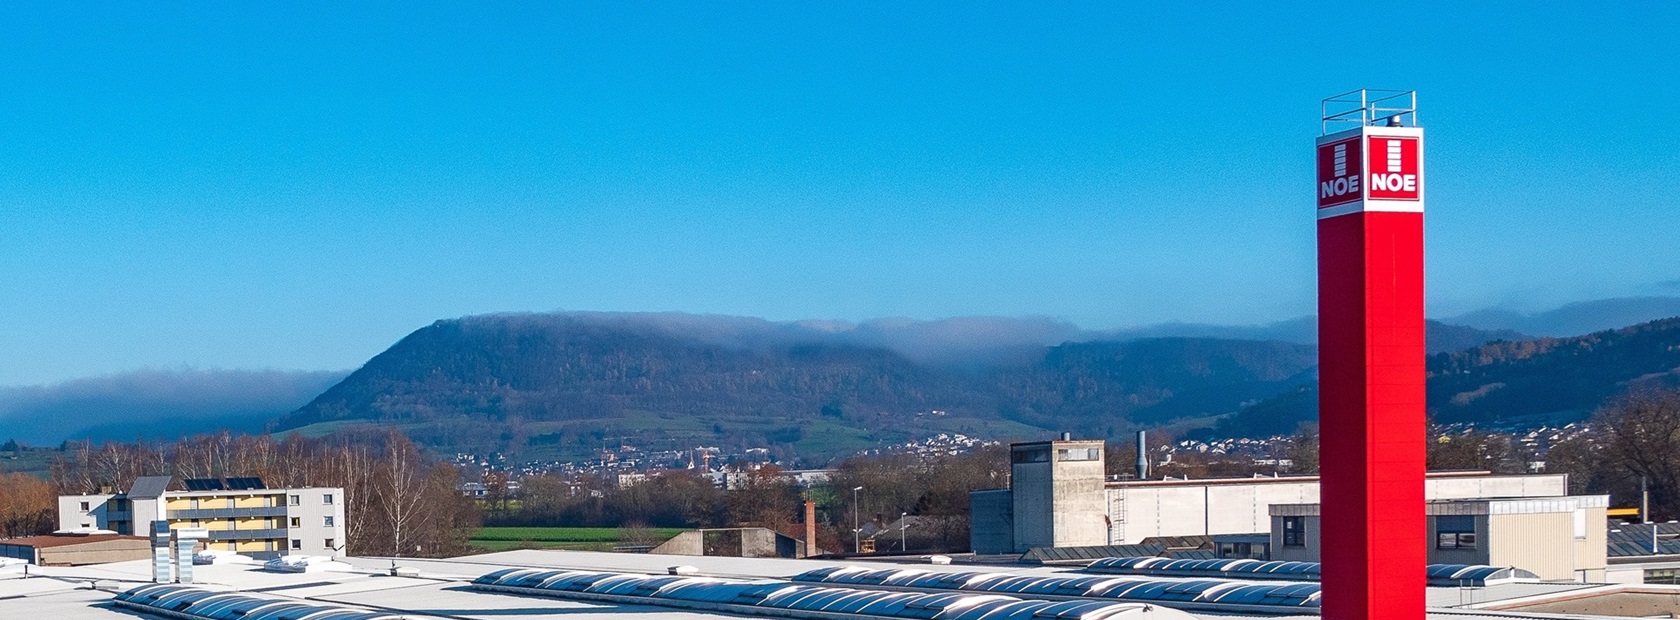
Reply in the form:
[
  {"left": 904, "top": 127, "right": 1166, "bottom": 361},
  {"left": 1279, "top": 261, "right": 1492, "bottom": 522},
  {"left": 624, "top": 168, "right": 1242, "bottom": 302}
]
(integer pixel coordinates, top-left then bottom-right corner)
[
  {"left": 1210, "top": 315, "right": 1680, "bottom": 438},
  {"left": 273, "top": 312, "right": 1520, "bottom": 461}
]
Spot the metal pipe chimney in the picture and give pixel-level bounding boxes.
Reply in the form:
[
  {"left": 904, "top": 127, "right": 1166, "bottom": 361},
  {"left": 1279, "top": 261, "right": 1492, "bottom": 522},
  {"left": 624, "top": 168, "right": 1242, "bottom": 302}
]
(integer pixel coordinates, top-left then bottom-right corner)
[{"left": 1135, "top": 431, "right": 1150, "bottom": 479}]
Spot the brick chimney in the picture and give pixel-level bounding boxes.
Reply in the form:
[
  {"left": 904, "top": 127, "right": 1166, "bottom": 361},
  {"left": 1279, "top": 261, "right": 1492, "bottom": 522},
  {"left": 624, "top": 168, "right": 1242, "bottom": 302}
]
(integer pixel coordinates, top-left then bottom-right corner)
[{"left": 804, "top": 499, "right": 817, "bottom": 557}]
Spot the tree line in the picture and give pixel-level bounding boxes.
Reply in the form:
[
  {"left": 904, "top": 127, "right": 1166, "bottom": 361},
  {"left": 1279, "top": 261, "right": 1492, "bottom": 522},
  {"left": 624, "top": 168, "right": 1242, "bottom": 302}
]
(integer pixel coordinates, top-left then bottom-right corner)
[
  {"left": 0, "top": 473, "right": 55, "bottom": 537},
  {"left": 8, "top": 386, "right": 1680, "bottom": 554},
  {"left": 482, "top": 445, "right": 1011, "bottom": 553},
  {"left": 0, "top": 428, "right": 479, "bottom": 557}
]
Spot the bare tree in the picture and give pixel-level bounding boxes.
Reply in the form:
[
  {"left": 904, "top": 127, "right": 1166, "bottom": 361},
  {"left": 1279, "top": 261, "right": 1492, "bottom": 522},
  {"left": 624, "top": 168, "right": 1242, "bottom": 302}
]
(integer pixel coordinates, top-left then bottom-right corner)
[
  {"left": 1428, "top": 430, "right": 1522, "bottom": 473},
  {"left": 727, "top": 465, "right": 800, "bottom": 531},
  {"left": 42, "top": 428, "right": 480, "bottom": 558},
  {"left": 0, "top": 473, "right": 57, "bottom": 536},
  {"left": 1597, "top": 389, "right": 1680, "bottom": 519},
  {"left": 372, "top": 431, "right": 430, "bottom": 556}
]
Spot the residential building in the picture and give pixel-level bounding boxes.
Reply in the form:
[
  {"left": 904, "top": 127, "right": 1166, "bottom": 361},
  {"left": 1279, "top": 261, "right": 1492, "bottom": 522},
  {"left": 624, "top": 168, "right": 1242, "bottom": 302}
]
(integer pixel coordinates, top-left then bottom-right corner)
[{"left": 57, "top": 476, "right": 345, "bottom": 559}]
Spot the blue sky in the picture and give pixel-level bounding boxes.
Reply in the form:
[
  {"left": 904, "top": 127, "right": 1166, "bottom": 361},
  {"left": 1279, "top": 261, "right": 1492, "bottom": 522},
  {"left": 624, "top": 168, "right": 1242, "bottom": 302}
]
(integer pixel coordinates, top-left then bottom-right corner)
[{"left": 3, "top": 2, "right": 1677, "bottom": 385}]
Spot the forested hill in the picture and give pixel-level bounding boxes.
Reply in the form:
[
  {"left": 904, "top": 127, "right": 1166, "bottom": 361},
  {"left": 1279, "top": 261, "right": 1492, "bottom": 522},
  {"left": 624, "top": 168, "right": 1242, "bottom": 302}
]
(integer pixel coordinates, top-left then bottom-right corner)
[
  {"left": 1211, "top": 316, "right": 1680, "bottom": 438},
  {"left": 273, "top": 313, "right": 1517, "bottom": 462}
]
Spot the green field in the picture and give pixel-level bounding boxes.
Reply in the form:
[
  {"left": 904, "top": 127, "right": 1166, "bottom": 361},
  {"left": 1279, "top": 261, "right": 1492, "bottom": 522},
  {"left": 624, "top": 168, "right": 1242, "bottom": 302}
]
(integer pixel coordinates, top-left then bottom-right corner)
[
  {"left": 277, "top": 420, "right": 431, "bottom": 439},
  {"left": 469, "top": 526, "right": 688, "bottom": 552},
  {"left": 0, "top": 447, "right": 60, "bottom": 478}
]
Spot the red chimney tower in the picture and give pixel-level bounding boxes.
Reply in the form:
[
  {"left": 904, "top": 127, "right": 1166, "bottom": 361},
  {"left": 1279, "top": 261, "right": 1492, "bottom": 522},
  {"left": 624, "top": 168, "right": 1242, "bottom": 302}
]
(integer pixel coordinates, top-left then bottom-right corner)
[{"left": 1316, "top": 90, "right": 1426, "bottom": 620}]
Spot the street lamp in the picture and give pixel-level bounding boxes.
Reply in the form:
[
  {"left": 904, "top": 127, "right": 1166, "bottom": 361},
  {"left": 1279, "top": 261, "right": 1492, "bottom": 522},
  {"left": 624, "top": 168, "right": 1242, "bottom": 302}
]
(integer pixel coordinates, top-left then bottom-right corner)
[
  {"left": 852, "top": 486, "right": 863, "bottom": 554},
  {"left": 900, "top": 511, "right": 910, "bottom": 552}
]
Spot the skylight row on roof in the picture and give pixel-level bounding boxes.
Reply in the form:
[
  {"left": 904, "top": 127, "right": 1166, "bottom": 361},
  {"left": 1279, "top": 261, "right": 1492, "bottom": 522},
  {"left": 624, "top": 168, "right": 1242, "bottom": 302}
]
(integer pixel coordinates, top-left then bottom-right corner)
[
  {"left": 470, "top": 567, "right": 1194, "bottom": 620},
  {"left": 789, "top": 566, "right": 1321, "bottom": 609},
  {"left": 1083, "top": 557, "right": 1537, "bottom": 587},
  {"left": 114, "top": 584, "right": 401, "bottom": 620}
]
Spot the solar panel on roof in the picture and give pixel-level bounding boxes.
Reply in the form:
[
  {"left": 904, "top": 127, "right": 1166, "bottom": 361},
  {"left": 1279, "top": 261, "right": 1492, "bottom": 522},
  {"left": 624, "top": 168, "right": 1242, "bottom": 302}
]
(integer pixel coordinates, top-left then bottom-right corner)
[
  {"left": 183, "top": 478, "right": 225, "bottom": 491},
  {"left": 225, "top": 476, "right": 266, "bottom": 490}
]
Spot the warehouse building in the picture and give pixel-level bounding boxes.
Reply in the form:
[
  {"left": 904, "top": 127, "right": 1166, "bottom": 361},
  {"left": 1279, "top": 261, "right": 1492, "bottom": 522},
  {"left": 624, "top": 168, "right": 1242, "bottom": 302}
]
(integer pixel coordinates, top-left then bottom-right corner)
[
  {"left": 972, "top": 438, "right": 1573, "bottom": 555},
  {"left": 1269, "top": 495, "right": 1610, "bottom": 581},
  {"left": 0, "top": 533, "right": 150, "bottom": 566},
  {"left": 58, "top": 476, "right": 345, "bottom": 558}
]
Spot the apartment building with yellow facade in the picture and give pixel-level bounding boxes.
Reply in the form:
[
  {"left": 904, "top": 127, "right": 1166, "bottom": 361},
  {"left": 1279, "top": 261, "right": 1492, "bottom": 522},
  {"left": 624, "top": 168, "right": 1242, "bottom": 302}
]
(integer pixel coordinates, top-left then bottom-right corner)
[{"left": 58, "top": 476, "right": 345, "bottom": 559}]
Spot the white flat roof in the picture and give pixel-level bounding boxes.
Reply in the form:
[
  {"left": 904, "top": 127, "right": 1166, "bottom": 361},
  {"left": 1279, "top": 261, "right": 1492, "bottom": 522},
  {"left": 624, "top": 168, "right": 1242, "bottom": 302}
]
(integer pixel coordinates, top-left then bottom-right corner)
[{"left": 0, "top": 548, "right": 1640, "bottom": 620}]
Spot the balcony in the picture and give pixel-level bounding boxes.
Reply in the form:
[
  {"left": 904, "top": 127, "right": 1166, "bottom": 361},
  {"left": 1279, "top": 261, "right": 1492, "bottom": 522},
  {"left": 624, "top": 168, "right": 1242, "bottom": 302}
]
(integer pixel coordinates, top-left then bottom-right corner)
[
  {"left": 206, "top": 528, "right": 288, "bottom": 541},
  {"left": 167, "top": 506, "right": 288, "bottom": 520}
]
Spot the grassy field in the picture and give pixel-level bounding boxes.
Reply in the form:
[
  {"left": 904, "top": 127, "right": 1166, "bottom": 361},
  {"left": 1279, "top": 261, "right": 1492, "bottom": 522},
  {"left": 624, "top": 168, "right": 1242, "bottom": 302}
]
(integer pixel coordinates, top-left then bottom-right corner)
[
  {"left": 469, "top": 526, "right": 688, "bottom": 552},
  {"left": 0, "top": 448, "right": 60, "bottom": 478},
  {"left": 278, "top": 420, "right": 431, "bottom": 439}
]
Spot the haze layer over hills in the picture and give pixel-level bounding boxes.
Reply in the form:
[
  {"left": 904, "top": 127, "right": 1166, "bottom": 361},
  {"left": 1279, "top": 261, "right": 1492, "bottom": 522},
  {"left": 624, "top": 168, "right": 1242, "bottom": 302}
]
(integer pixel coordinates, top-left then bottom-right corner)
[{"left": 7, "top": 297, "right": 1680, "bottom": 463}]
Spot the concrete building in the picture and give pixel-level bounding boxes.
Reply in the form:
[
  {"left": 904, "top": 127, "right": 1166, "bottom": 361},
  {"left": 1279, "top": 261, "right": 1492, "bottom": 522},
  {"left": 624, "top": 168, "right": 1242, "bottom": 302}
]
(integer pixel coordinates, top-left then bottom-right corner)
[
  {"left": 1433, "top": 496, "right": 1608, "bottom": 582},
  {"left": 1008, "top": 438, "right": 1107, "bottom": 552},
  {"left": 58, "top": 476, "right": 346, "bottom": 559},
  {"left": 1105, "top": 471, "right": 1568, "bottom": 545},
  {"left": 971, "top": 437, "right": 1573, "bottom": 555},
  {"left": 0, "top": 533, "right": 150, "bottom": 566},
  {"left": 1270, "top": 495, "right": 1610, "bottom": 582},
  {"left": 648, "top": 527, "right": 805, "bottom": 558}
]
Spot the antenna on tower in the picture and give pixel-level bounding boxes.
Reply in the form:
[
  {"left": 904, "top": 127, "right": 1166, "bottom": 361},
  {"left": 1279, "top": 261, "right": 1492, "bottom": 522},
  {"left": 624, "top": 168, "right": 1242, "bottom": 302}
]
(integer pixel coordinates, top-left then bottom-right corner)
[{"left": 1321, "top": 89, "right": 1417, "bottom": 134}]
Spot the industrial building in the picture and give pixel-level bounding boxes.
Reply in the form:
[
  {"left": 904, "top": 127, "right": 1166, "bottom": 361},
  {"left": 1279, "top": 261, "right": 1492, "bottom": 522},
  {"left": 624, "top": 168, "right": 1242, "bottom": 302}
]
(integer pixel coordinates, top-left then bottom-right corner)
[
  {"left": 649, "top": 527, "right": 807, "bottom": 558},
  {"left": 972, "top": 438, "right": 1580, "bottom": 558},
  {"left": 0, "top": 533, "right": 150, "bottom": 566},
  {"left": 1269, "top": 495, "right": 1610, "bottom": 581},
  {"left": 57, "top": 476, "right": 346, "bottom": 559}
]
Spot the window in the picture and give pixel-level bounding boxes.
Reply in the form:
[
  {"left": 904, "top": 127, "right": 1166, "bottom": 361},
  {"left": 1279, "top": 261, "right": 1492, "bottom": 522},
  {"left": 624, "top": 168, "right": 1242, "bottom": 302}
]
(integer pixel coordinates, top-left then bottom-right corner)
[
  {"left": 325, "top": 539, "right": 335, "bottom": 550},
  {"left": 1573, "top": 508, "right": 1588, "bottom": 539},
  {"left": 290, "top": 539, "right": 302, "bottom": 550},
  {"left": 80, "top": 501, "right": 89, "bottom": 511},
  {"left": 1218, "top": 541, "right": 1268, "bottom": 559},
  {"left": 288, "top": 495, "right": 300, "bottom": 506},
  {"left": 289, "top": 517, "right": 301, "bottom": 527},
  {"left": 1281, "top": 517, "right": 1306, "bottom": 547},
  {"left": 1647, "top": 569, "right": 1680, "bottom": 585},
  {"left": 1436, "top": 515, "right": 1477, "bottom": 549},
  {"left": 324, "top": 516, "right": 335, "bottom": 527},
  {"left": 322, "top": 493, "right": 334, "bottom": 505},
  {"left": 1057, "top": 448, "right": 1100, "bottom": 462},
  {"left": 1012, "top": 448, "right": 1051, "bottom": 464}
]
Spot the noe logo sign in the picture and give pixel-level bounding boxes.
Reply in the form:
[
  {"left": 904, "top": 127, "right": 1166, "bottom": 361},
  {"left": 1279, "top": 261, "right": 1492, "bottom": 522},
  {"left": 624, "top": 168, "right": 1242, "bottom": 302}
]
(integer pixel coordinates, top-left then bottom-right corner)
[
  {"left": 1316, "top": 136, "right": 1362, "bottom": 208},
  {"left": 1366, "top": 136, "right": 1420, "bottom": 200}
]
